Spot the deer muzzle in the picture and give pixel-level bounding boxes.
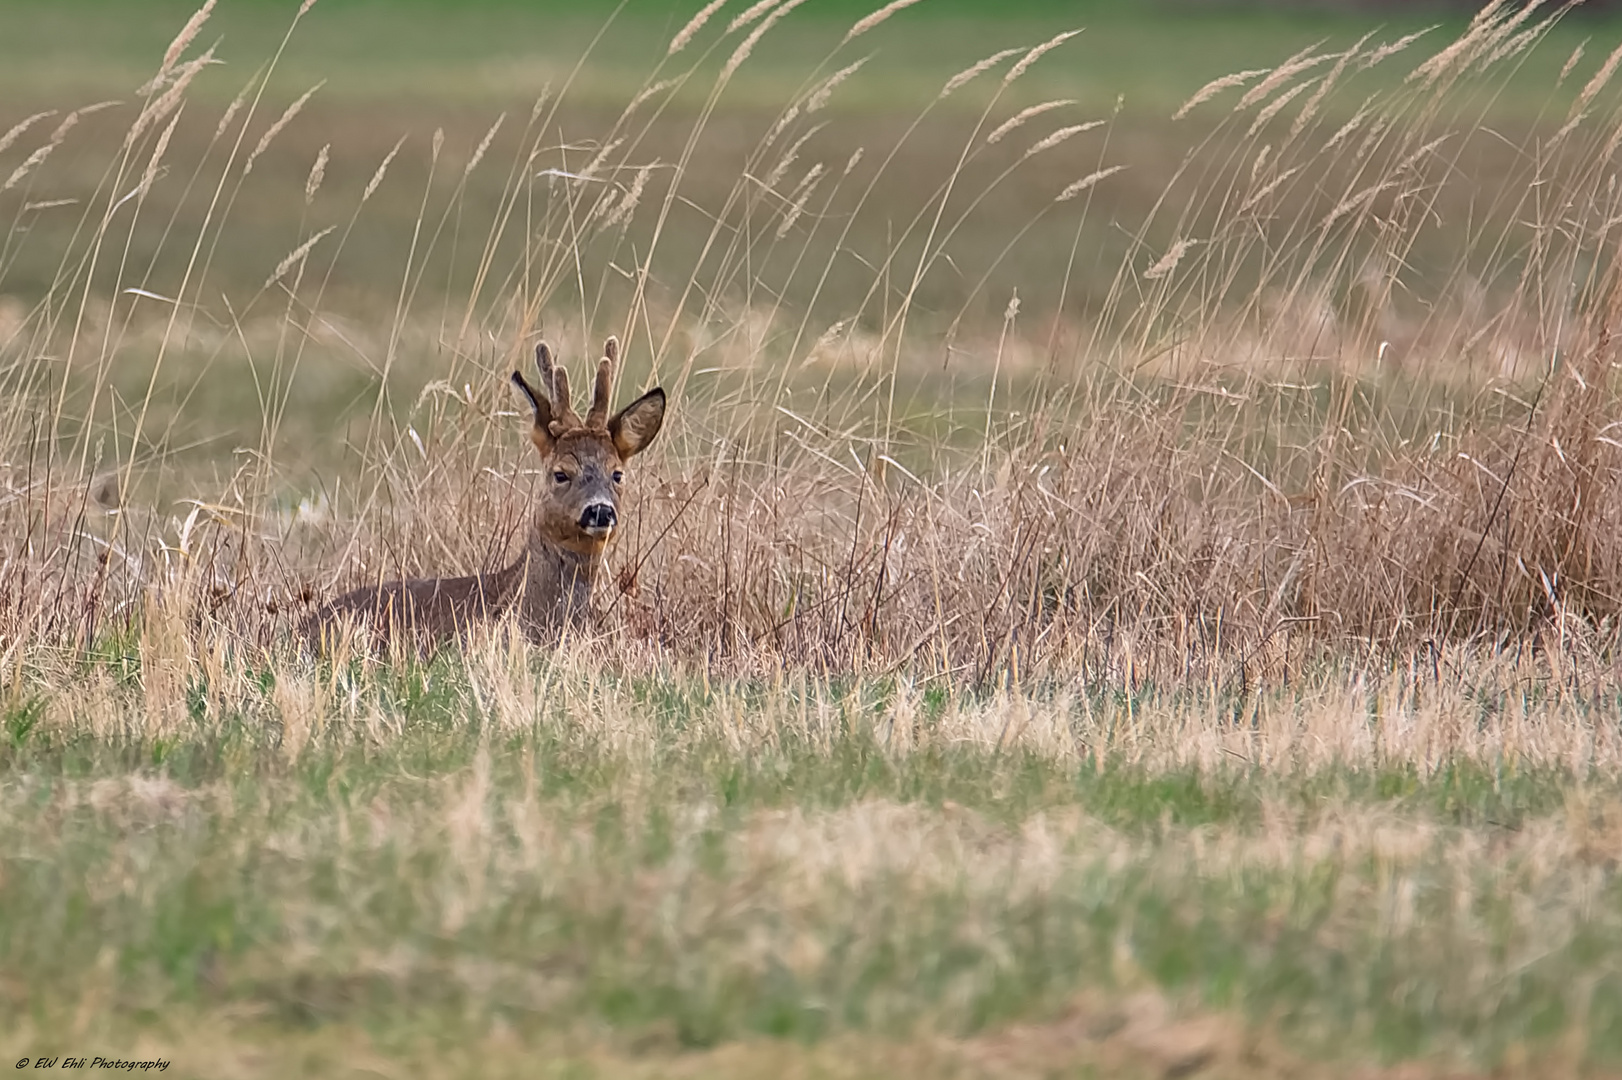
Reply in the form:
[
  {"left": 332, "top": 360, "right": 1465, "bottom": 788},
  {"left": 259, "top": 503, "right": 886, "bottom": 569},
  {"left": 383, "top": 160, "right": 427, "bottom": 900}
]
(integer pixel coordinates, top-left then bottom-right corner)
[{"left": 579, "top": 502, "right": 617, "bottom": 536}]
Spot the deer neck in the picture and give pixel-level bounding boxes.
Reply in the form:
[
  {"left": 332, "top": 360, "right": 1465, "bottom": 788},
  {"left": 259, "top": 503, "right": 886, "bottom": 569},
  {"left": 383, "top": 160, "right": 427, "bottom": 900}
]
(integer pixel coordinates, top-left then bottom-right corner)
[{"left": 512, "top": 533, "right": 599, "bottom": 631}]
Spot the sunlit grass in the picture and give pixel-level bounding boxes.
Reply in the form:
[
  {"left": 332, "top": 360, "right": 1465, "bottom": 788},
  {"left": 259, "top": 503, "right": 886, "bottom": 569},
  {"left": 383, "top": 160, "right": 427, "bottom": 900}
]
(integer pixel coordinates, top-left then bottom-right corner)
[
  {"left": 6, "top": 638, "right": 1622, "bottom": 1075},
  {"left": 7, "top": 1, "right": 1622, "bottom": 1075}
]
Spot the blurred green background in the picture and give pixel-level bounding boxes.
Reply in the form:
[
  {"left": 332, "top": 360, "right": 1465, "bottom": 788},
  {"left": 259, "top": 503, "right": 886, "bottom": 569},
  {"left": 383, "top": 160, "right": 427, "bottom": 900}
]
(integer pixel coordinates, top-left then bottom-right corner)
[
  {"left": 0, "top": 0, "right": 1609, "bottom": 482},
  {"left": 0, "top": 0, "right": 1601, "bottom": 318}
]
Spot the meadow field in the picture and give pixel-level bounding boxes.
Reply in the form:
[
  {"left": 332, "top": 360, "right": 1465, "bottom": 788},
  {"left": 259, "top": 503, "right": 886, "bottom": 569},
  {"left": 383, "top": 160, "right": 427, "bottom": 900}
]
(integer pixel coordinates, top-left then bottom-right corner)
[{"left": 9, "top": 0, "right": 1622, "bottom": 1076}]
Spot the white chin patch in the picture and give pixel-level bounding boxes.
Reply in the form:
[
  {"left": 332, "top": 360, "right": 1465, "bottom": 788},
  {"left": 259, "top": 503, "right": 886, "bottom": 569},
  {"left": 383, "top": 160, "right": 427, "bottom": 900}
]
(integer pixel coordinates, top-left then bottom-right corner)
[{"left": 582, "top": 525, "right": 614, "bottom": 539}]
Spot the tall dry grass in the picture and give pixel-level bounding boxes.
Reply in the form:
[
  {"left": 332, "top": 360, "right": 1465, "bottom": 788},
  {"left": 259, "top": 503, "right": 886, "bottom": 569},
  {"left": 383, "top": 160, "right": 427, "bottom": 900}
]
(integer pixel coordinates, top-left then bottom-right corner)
[{"left": 2, "top": 1, "right": 1622, "bottom": 695}]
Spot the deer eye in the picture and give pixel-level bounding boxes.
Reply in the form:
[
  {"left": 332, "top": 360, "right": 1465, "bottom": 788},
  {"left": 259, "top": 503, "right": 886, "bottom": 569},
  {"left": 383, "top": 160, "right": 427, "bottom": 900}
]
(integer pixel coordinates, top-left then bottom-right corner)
[
  {"left": 553, "top": 470, "right": 570, "bottom": 484},
  {"left": 612, "top": 471, "right": 624, "bottom": 484}
]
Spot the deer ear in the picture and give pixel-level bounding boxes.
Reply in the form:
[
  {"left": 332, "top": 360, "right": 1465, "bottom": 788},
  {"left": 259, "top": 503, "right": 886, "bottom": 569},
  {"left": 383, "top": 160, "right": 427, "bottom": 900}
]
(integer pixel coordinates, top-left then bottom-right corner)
[
  {"left": 512, "top": 371, "right": 555, "bottom": 453},
  {"left": 608, "top": 387, "right": 666, "bottom": 459}
]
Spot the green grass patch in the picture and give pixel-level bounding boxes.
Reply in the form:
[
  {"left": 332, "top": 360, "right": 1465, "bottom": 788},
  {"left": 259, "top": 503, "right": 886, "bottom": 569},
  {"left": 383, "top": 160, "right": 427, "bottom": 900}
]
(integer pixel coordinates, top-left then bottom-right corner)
[{"left": 5, "top": 653, "right": 1622, "bottom": 1073}]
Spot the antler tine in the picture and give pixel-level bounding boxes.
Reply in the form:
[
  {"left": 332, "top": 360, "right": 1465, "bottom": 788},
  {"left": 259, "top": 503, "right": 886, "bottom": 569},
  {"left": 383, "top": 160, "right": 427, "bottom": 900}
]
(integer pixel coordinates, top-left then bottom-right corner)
[
  {"left": 548, "top": 364, "right": 578, "bottom": 435},
  {"left": 586, "top": 336, "right": 617, "bottom": 429},
  {"left": 535, "top": 339, "right": 586, "bottom": 433},
  {"left": 534, "top": 342, "right": 557, "bottom": 401}
]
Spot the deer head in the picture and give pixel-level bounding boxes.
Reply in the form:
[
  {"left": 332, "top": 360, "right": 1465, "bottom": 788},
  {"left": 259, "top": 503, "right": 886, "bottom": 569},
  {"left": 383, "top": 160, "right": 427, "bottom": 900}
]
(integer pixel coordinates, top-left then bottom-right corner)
[{"left": 510, "top": 336, "right": 666, "bottom": 557}]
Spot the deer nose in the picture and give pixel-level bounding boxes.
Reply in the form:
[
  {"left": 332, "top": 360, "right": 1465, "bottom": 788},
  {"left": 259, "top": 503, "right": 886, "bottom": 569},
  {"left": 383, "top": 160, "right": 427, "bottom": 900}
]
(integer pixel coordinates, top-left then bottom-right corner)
[{"left": 579, "top": 503, "right": 617, "bottom": 533}]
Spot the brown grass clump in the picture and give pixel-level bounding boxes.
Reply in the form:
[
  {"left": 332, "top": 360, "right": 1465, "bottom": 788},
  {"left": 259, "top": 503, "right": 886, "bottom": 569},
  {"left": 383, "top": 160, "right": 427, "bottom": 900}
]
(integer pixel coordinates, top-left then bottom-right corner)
[{"left": 2, "top": 1, "right": 1622, "bottom": 693}]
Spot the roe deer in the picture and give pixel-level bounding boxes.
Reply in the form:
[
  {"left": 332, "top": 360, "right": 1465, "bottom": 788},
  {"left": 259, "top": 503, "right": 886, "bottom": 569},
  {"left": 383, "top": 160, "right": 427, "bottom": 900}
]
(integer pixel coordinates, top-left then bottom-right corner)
[{"left": 310, "top": 336, "right": 666, "bottom": 645}]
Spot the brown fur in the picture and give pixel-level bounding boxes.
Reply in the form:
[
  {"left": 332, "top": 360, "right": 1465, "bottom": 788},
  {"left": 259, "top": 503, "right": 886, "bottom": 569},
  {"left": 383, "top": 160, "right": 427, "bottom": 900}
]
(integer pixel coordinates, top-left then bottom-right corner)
[{"left": 308, "top": 336, "right": 666, "bottom": 647}]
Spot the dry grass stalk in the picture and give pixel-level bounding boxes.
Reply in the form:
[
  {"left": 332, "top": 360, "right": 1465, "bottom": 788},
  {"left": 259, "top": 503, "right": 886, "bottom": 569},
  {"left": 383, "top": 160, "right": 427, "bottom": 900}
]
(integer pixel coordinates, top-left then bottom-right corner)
[
  {"left": 1005, "top": 29, "right": 1082, "bottom": 85},
  {"left": 362, "top": 135, "right": 407, "bottom": 202},
  {"left": 2, "top": 144, "right": 55, "bottom": 193},
  {"left": 137, "top": 105, "right": 184, "bottom": 200},
  {"left": 577, "top": 138, "right": 625, "bottom": 184},
  {"left": 1550, "top": 109, "right": 1587, "bottom": 148},
  {"left": 843, "top": 0, "right": 925, "bottom": 44},
  {"left": 1474, "top": 0, "right": 1551, "bottom": 71},
  {"left": 1323, "top": 99, "right": 1374, "bottom": 153},
  {"left": 1021, "top": 121, "right": 1102, "bottom": 161},
  {"left": 941, "top": 48, "right": 1022, "bottom": 98},
  {"left": 304, "top": 143, "right": 329, "bottom": 205},
  {"left": 127, "top": 48, "right": 215, "bottom": 149},
  {"left": 722, "top": 0, "right": 810, "bottom": 81},
  {"left": 775, "top": 163, "right": 824, "bottom": 238},
  {"left": 143, "top": 0, "right": 215, "bottom": 96},
  {"left": 1236, "top": 46, "right": 1332, "bottom": 111},
  {"left": 624, "top": 78, "right": 679, "bottom": 121},
  {"left": 1144, "top": 238, "right": 1197, "bottom": 281},
  {"left": 726, "top": 0, "right": 779, "bottom": 35},
  {"left": 763, "top": 124, "right": 825, "bottom": 188},
  {"left": 1321, "top": 179, "right": 1396, "bottom": 230},
  {"left": 464, "top": 114, "right": 505, "bottom": 179},
  {"left": 602, "top": 165, "right": 653, "bottom": 230},
  {"left": 1569, "top": 39, "right": 1622, "bottom": 122},
  {"left": 807, "top": 57, "right": 870, "bottom": 114},
  {"left": 0, "top": 104, "right": 110, "bottom": 191},
  {"left": 1560, "top": 40, "right": 1586, "bottom": 85},
  {"left": 264, "top": 226, "right": 336, "bottom": 291},
  {"left": 212, "top": 84, "right": 252, "bottom": 142},
  {"left": 244, "top": 81, "right": 324, "bottom": 176},
  {"left": 1407, "top": 9, "right": 1497, "bottom": 89},
  {"left": 1359, "top": 27, "right": 1432, "bottom": 71},
  {"left": 1245, "top": 80, "right": 1315, "bottom": 139},
  {"left": 1482, "top": 24, "right": 1544, "bottom": 70},
  {"left": 1286, "top": 33, "right": 1371, "bottom": 141},
  {"left": 1054, "top": 165, "right": 1123, "bottom": 202},
  {"left": 0, "top": 111, "right": 55, "bottom": 158},
  {"left": 1174, "top": 69, "right": 1266, "bottom": 120},
  {"left": 669, "top": 0, "right": 730, "bottom": 55},
  {"left": 1238, "top": 165, "right": 1301, "bottom": 214},
  {"left": 986, "top": 100, "right": 1076, "bottom": 145}
]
